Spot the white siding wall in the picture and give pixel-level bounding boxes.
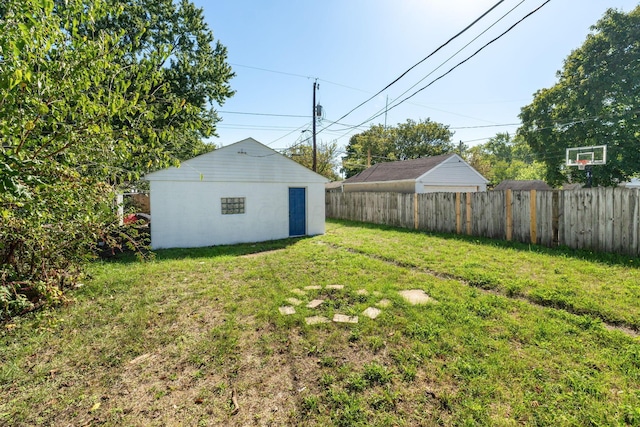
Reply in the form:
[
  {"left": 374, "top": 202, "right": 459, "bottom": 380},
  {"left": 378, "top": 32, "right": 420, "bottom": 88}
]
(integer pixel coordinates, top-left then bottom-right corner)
[
  {"left": 418, "top": 155, "right": 487, "bottom": 192},
  {"left": 150, "top": 180, "right": 325, "bottom": 249}
]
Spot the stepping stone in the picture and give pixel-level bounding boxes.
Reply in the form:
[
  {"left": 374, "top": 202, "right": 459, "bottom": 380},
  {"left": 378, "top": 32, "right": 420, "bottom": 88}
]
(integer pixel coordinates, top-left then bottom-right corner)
[
  {"left": 291, "top": 288, "right": 306, "bottom": 296},
  {"left": 306, "top": 299, "right": 324, "bottom": 309},
  {"left": 286, "top": 297, "right": 303, "bottom": 306},
  {"left": 326, "top": 284, "right": 344, "bottom": 290},
  {"left": 373, "top": 291, "right": 382, "bottom": 297},
  {"left": 362, "top": 307, "right": 381, "bottom": 319},
  {"left": 333, "top": 314, "right": 359, "bottom": 324},
  {"left": 279, "top": 306, "right": 296, "bottom": 315},
  {"left": 304, "top": 285, "right": 322, "bottom": 291},
  {"left": 305, "top": 316, "right": 330, "bottom": 325},
  {"left": 377, "top": 299, "right": 391, "bottom": 308},
  {"left": 356, "top": 289, "right": 369, "bottom": 296},
  {"left": 399, "top": 289, "right": 436, "bottom": 305}
]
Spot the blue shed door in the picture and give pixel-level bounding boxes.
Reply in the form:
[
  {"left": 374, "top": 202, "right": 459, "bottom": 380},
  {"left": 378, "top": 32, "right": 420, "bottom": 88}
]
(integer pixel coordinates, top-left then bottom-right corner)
[{"left": 289, "top": 187, "right": 306, "bottom": 236}]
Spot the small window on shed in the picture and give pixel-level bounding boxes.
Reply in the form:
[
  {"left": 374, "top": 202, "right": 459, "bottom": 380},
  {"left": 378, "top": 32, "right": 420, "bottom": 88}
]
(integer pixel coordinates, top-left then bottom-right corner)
[{"left": 221, "top": 197, "right": 245, "bottom": 215}]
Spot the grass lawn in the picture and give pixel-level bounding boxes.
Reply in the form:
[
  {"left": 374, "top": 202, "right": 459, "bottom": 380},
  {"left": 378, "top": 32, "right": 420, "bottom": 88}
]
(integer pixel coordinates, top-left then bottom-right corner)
[{"left": 1, "top": 219, "right": 639, "bottom": 426}]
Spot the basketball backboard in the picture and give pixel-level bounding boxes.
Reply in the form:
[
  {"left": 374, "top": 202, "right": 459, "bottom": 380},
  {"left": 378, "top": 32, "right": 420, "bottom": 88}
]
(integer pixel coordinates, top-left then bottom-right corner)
[{"left": 566, "top": 145, "right": 607, "bottom": 169}]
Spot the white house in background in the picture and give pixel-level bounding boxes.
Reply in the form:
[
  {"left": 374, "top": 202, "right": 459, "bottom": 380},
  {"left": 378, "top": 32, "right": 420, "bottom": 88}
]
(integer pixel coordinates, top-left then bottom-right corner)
[
  {"left": 625, "top": 178, "right": 640, "bottom": 189},
  {"left": 144, "top": 138, "right": 329, "bottom": 249},
  {"left": 341, "top": 153, "right": 488, "bottom": 193}
]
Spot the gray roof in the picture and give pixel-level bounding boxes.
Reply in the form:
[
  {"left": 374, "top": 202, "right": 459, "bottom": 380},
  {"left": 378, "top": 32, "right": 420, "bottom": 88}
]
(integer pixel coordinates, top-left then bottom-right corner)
[
  {"left": 344, "top": 153, "right": 457, "bottom": 183},
  {"left": 494, "top": 180, "right": 553, "bottom": 191}
]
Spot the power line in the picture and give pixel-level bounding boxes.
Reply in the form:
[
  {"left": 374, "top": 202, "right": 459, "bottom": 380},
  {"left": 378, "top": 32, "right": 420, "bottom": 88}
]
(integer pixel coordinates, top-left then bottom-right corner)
[
  {"left": 219, "top": 110, "right": 308, "bottom": 118},
  {"left": 338, "top": 0, "right": 552, "bottom": 137},
  {"left": 360, "top": 0, "right": 527, "bottom": 129},
  {"left": 381, "top": 0, "right": 552, "bottom": 121},
  {"left": 226, "top": 3, "right": 517, "bottom": 146},
  {"left": 318, "top": 0, "right": 530, "bottom": 141},
  {"left": 217, "top": 125, "right": 304, "bottom": 131},
  {"left": 451, "top": 123, "right": 520, "bottom": 130},
  {"left": 266, "top": 123, "right": 311, "bottom": 146},
  {"left": 327, "top": 0, "right": 507, "bottom": 129},
  {"left": 230, "top": 63, "right": 313, "bottom": 80},
  {"left": 229, "top": 63, "right": 372, "bottom": 94}
]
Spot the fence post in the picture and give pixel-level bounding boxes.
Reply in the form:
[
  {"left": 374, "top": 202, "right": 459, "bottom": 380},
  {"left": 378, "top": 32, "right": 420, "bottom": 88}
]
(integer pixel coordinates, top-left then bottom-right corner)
[
  {"left": 530, "top": 189, "right": 537, "bottom": 244},
  {"left": 506, "top": 189, "right": 512, "bottom": 241},
  {"left": 456, "top": 192, "right": 461, "bottom": 234},
  {"left": 466, "top": 192, "right": 472, "bottom": 235},
  {"left": 414, "top": 193, "right": 419, "bottom": 230},
  {"left": 552, "top": 190, "right": 560, "bottom": 247}
]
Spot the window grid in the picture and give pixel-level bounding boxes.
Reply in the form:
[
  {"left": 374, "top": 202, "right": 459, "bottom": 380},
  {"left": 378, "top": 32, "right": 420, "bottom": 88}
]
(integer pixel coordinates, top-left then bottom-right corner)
[{"left": 221, "top": 197, "right": 245, "bottom": 215}]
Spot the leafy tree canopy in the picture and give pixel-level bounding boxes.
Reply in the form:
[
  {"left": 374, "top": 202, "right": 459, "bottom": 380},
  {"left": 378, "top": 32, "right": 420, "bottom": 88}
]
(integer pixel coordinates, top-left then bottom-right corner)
[
  {"left": 72, "top": 0, "right": 235, "bottom": 176},
  {"left": 465, "top": 133, "right": 546, "bottom": 186},
  {"left": 283, "top": 140, "right": 341, "bottom": 181},
  {"left": 518, "top": 6, "right": 640, "bottom": 187},
  {"left": 0, "top": 0, "right": 234, "bottom": 318},
  {"left": 341, "top": 118, "right": 454, "bottom": 178}
]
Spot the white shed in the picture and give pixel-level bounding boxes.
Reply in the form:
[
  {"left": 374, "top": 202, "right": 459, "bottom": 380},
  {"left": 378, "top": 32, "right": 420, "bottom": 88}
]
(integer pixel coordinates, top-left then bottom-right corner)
[
  {"left": 342, "top": 153, "right": 488, "bottom": 193},
  {"left": 145, "top": 138, "right": 329, "bottom": 249}
]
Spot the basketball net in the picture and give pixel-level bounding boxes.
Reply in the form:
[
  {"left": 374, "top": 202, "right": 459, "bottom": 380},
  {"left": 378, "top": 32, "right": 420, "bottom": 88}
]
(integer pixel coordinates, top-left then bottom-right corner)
[{"left": 577, "top": 160, "right": 589, "bottom": 170}]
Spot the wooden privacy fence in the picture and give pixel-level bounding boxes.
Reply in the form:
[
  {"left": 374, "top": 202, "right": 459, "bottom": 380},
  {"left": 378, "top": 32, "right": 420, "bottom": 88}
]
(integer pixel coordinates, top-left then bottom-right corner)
[{"left": 325, "top": 188, "right": 640, "bottom": 256}]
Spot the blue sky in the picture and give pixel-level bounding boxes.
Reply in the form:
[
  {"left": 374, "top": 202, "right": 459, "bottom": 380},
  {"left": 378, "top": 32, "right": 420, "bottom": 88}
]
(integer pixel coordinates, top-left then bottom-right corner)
[{"left": 193, "top": 0, "right": 638, "bottom": 155}]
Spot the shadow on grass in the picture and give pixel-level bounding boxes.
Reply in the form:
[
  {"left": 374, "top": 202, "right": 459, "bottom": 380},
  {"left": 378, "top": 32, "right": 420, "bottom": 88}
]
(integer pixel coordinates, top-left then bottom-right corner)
[
  {"left": 327, "top": 219, "right": 640, "bottom": 269},
  {"left": 102, "top": 236, "right": 311, "bottom": 264}
]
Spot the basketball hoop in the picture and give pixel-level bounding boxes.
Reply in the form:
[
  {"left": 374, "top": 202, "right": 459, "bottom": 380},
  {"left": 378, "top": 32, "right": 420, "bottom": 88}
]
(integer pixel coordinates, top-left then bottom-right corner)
[{"left": 577, "top": 160, "right": 589, "bottom": 170}]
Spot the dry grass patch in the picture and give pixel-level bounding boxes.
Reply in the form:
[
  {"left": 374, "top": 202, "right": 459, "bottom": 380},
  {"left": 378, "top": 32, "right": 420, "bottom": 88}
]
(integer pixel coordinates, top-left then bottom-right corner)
[{"left": 2, "top": 224, "right": 640, "bottom": 426}]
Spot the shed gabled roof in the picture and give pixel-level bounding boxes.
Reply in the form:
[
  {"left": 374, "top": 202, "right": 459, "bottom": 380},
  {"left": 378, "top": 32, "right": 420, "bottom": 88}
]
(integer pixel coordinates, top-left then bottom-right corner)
[
  {"left": 494, "top": 180, "right": 553, "bottom": 191},
  {"left": 144, "top": 138, "right": 328, "bottom": 184},
  {"left": 344, "top": 153, "right": 488, "bottom": 184},
  {"left": 344, "top": 154, "right": 456, "bottom": 183}
]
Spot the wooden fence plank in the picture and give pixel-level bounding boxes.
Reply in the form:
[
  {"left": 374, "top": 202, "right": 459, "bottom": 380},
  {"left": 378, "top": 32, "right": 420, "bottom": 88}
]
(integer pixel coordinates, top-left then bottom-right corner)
[
  {"left": 633, "top": 190, "right": 640, "bottom": 256},
  {"left": 612, "top": 188, "right": 623, "bottom": 253},
  {"left": 325, "top": 188, "right": 640, "bottom": 256},
  {"left": 530, "top": 190, "right": 537, "bottom": 244},
  {"left": 506, "top": 190, "right": 512, "bottom": 241},
  {"left": 466, "top": 193, "right": 472, "bottom": 235},
  {"left": 456, "top": 193, "right": 461, "bottom": 234}
]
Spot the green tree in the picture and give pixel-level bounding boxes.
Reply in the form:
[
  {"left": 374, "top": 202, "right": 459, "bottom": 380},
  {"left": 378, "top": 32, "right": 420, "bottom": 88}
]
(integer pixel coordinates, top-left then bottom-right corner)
[
  {"left": 0, "top": 0, "right": 234, "bottom": 319},
  {"left": 395, "top": 118, "right": 454, "bottom": 160},
  {"left": 283, "top": 140, "right": 340, "bottom": 181},
  {"left": 341, "top": 119, "right": 454, "bottom": 178},
  {"left": 465, "top": 133, "right": 546, "bottom": 186},
  {"left": 74, "top": 0, "right": 235, "bottom": 176},
  {"left": 519, "top": 6, "right": 640, "bottom": 187},
  {"left": 341, "top": 125, "right": 396, "bottom": 178}
]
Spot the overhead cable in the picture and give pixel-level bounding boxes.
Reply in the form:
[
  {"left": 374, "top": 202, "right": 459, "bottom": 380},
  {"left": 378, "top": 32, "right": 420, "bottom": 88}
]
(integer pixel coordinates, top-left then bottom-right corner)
[
  {"left": 219, "top": 110, "right": 309, "bottom": 118},
  {"left": 342, "top": 0, "right": 552, "bottom": 136},
  {"left": 328, "top": 0, "right": 507, "bottom": 128},
  {"left": 380, "top": 0, "right": 553, "bottom": 121}
]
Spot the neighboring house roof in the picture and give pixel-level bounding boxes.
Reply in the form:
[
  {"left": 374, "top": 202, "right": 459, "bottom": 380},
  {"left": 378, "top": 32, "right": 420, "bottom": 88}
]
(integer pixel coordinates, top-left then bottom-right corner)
[
  {"left": 343, "top": 153, "right": 488, "bottom": 184},
  {"left": 144, "top": 137, "right": 328, "bottom": 184},
  {"left": 494, "top": 180, "right": 553, "bottom": 191}
]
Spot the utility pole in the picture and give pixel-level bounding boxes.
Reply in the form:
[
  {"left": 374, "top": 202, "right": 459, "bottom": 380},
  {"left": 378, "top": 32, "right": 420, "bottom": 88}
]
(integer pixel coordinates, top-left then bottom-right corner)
[{"left": 312, "top": 80, "right": 318, "bottom": 172}]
